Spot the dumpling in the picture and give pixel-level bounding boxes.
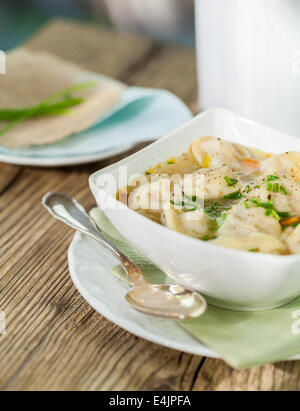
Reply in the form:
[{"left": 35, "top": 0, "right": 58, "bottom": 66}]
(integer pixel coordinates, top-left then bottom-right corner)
[
  {"left": 128, "top": 177, "right": 170, "bottom": 215},
  {"left": 281, "top": 225, "right": 300, "bottom": 254},
  {"left": 163, "top": 206, "right": 210, "bottom": 238},
  {"left": 215, "top": 200, "right": 287, "bottom": 254},
  {"left": 190, "top": 137, "right": 241, "bottom": 169},
  {"left": 183, "top": 166, "right": 242, "bottom": 201},
  {"left": 260, "top": 152, "right": 300, "bottom": 181},
  {"left": 243, "top": 177, "right": 300, "bottom": 215},
  {"left": 219, "top": 201, "right": 282, "bottom": 238}
]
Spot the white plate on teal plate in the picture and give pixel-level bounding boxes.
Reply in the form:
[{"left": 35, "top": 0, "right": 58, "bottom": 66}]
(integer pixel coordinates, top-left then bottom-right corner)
[
  {"left": 67, "top": 231, "right": 300, "bottom": 360},
  {"left": 0, "top": 86, "right": 192, "bottom": 167},
  {"left": 68, "top": 232, "right": 300, "bottom": 360}
]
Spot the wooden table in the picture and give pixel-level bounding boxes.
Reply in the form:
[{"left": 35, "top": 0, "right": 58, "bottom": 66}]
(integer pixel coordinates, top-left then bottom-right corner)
[{"left": 1, "top": 19, "right": 299, "bottom": 391}]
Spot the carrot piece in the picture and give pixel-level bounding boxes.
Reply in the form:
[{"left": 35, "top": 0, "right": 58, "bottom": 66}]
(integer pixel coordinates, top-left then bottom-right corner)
[
  {"left": 243, "top": 158, "right": 259, "bottom": 168},
  {"left": 281, "top": 216, "right": 300, "bottom": 226}
]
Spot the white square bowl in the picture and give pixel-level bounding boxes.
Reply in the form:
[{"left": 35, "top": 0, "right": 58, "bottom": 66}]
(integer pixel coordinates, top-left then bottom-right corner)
[{"left": 89, "top": 108, "right": 300, "bottom": 311}]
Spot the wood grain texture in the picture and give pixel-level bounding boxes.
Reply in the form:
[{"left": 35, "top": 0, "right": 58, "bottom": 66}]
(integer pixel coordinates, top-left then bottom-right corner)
[
  {"left": 1, "top": 19, "right": 300, "bottom": 391},
  {"left": 126, "top": 45, "right": 198, "bottom": 107},
  {"left": 0, "top": 164, "right": 21, "bottom": 195},
  {"left": 25, "top": 19, "right": 155, "bottom": 80}
]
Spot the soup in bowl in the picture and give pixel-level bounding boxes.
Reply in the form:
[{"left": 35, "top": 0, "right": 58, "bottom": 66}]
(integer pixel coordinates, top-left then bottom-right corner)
[{"left": 122, "top": 136, "right": 300, "bottom": 256}]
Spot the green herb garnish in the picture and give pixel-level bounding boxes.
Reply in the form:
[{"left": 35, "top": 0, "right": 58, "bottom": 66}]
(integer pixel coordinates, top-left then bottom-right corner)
[
  {"left": 266, "top": 175, "right": 279, "bottom": 182},
  {"left": 0, "top": 97, "right": 84, "bottom": 121},
  {"left": 271, "top": 209, "right": 280, "bottom": 220},
  {"left": 170, "top": 195, "right": 201, "bottom": 212},
  {"left": 210, "top": 213, "right": 227, "bottom": 232},
  {"left": 224, "top": 176, "right": 238, "bottom": 187},
  {"left": 249, "top": 248, "right": 259, "bottom": 252},
  {"left": 219, "top": 213, "right": 227, "bottom": 227},
  {"left": 204, "top": 202, "right": 222, "bottom": 218},
  {"left": 248, "top": 196, "right": 290, "bottom": 223},
  {"left": 201, "top": 234, "right": 217, "bottom": 241},
  {"left": 278, "top": 211, "right": 290, "bottom": 218},
  {"left": 224, "top": 191, "right": 243, "bottom": 200},
  {"left": 0, "top": 81, "right": 97, "bottom": 137},
  {"left": 273, "top": 183, "right": 279, "bottom": 193},
  {"left": 280, "top": 186, "right": 288, "bottom": 195}
]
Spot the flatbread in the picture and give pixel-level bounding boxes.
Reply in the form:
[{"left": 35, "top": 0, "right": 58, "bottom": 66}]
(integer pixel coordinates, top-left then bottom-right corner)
[{"left": 0, "top": 48, "right": 127, "bottom": 149}]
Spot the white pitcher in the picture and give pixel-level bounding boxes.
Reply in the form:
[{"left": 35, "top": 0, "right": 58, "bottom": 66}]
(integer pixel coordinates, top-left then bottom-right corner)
[{"left": 195, "top": 0, "right": 300, "bottom": 137}]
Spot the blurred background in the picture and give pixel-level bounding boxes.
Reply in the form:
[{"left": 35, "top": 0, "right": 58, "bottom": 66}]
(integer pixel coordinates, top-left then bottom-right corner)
[{"left": 1, "top": 0, "right": 195, "bottom": 51}]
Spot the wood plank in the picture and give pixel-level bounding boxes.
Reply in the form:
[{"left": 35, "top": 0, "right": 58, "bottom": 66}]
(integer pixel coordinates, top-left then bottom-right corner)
[
  {"left": 193, "top": 358, "right": 300, "bottom": 391},
  {"left": 126, "top": 45, "right": 198, "bottom": 109},
  {"left": 0, "top": 166, "right": 206, "bottom": 391},
  {"left": 25, "top": 19, "right": 156, "bottom": 80},
  {"left": 0, "top": 163, "right": 21, "bottom": 195},
  {"left": 24, "top": 19, "right": 198, "bottom": 111}
]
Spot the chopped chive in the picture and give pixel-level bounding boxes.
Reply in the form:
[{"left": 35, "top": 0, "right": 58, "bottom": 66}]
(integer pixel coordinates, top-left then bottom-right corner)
[
  {"left": 267, "top": 183, "right": 273, "bottom": 191},
  {"left": 210, "top": 220, "right": 219, "bottom": 232},
  {"left": 224, "top": 191, "right": 243, "bottom": 200},
  {"left": 273, "top": 183, "right": 279, "bottom": 193},
  {"left": 245, "top": 185, "right": 250, "bottom": 193},
  {"left": 167, "top": 161, "right": 175, "bottom": 164},
  {"left": 258, "top": 202, "right": 273, "bottom": 209},
  {"left": 266, "top": 175, "right": 279, "bottom": 182},
  {"left": 192, "top": 195, "right": 197, "bottom": 202},
  {"left": 218, "top": 213, "right": 227, "bottom": 229},
  {"left": 249, "top": 198, "right": 259, "bottom": 206},
  {"left": 224, "top": 176, "right": 238, "bottom": 186},
  {"left": 0, "top": 81, "right": 97, "bottom": 138},
  {"left": 247, "top": 195, "right": 288, "bottom": 222},
  {"left": 249, "top": 248, "right": 259, "bottom": 252},
  {"left": 271, "top": 209, "right": 280, "bottom": 220},
  {"left": 201, "top": 234, "right": 217, "bottom": 241},
  {"left": 278, "top": 211, "right": 289, "bottom": 218},
  {"left": 254, "top": 185, "right": 260, "bottom": 189},
  {"left": 280, "top": 186, "right": 287, "bottom": 195},
  {"left": 210, "top": 213, "right": 227, "bottom": 232},
  {"left": 244, "top": 201, "right": 249, "bottom": 209}
]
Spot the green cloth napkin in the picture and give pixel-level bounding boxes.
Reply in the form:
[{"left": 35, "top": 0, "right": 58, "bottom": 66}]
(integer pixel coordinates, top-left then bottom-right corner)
[{"left": 90, "top": 208, "right": 300, "bottom": 369}]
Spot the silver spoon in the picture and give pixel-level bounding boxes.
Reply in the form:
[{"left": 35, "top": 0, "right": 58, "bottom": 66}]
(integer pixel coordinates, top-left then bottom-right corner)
[{"left": 42, "top": 192, "right": 207, "bottom": 320}]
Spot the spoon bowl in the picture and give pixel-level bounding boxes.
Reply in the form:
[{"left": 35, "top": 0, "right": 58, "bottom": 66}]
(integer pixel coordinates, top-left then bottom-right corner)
[{"left": 126, "top": 284, "right": 207, "bottom": 320}]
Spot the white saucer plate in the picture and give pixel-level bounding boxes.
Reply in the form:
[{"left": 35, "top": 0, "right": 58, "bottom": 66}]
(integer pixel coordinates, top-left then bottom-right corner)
[{"left": 68, "top": 232, "right": 300, "bottom": 361}]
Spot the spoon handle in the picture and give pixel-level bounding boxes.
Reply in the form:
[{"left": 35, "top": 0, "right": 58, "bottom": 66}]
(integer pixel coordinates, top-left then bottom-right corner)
[{"left": 42, "top": 192, "right": 147, "bottom": 286}]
